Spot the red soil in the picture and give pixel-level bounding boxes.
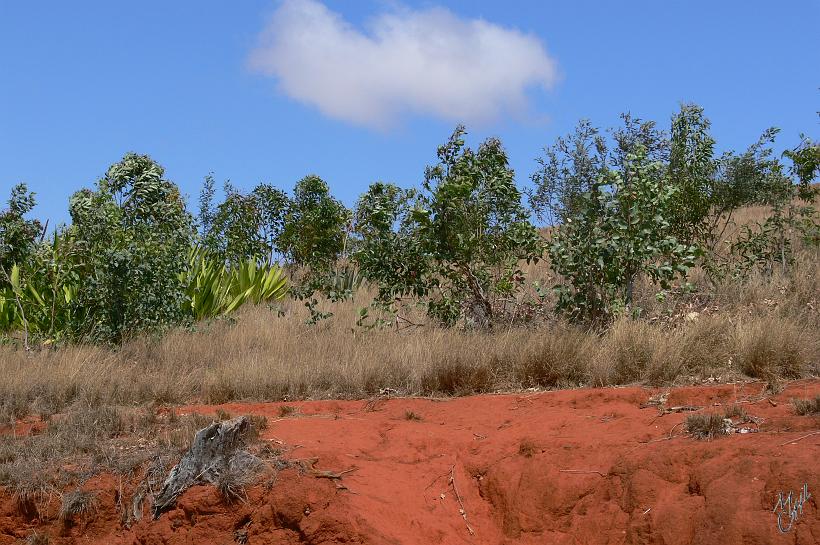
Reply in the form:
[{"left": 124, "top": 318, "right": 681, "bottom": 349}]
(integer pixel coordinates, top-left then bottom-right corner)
[{"left": 2, "top": 380, "right": 818, "bottom": 544}]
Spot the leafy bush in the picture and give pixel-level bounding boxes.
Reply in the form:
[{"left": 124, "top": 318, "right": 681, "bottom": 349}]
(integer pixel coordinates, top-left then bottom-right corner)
[
  {"left": 0, "top": 183, "right": 42, "bottom": 280},
  {"left": 549, "top": 145, "right": 698, "bottom": 324},
  {"left": 355, "top": 126, "right": 542, "bottom": 327},
  {"left": 0, "top": 233, "right": 80, "bottom": 343},
  {"left": 199, "top": 176, "right": 289, "bottom": 265},
  {"left": 68, "top": 153, "right": 195, "bottom": 342},
  {"left": 528, "top": 120, "right": 608, "bottom": 225},
  {"left": 666, "top": 103, "right": 718, "bottom": 246},
  {"left": 281, "top": 175, "right": 351, "bottom": 272},
  {"left": 709, "top": 131, "right": 819, "bottom": 280}
]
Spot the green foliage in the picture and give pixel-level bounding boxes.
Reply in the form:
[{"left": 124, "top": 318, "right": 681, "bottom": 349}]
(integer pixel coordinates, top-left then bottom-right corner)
[
  {"left": 0, "top": 264, "right": 26, "bottom": 335},
  {"left": 280, "top": 175, "right": 351, "bottom": 272},
  {"left": 667, "top": 103, "right": 718, "bottom": 246},
  {"left": 1, "top": 106, "right": 816, "bottom": 343},
  {"left": 353, "top": 181, "right": 427, "bottom": 300},
  {"left": 329, "top": 265, "right": 364, "bottom": 298},
  {"left": 68, "top": 153, "right": 194, "bottom": 342},
  {"left": 252, "top": 183, "right": 290, "bottom": 262},
  {"left": 720, "top": 197, "right": 818, "bottom": 280},
  {"left": 181, "top": 247, "right": 289, "bottom": 320},
  {"left": 355, "top": 126, "right": 542, "bottom": 327},
  {"left": 610, "top": 113, "right": 669, "bottom": 169},
  {"left": 529, "top": 120, "right": 608, "bottom": 225},
  {"left": 199, "top": 179, "right": 289, "bottom": 266},
  {"left": 707, "top": 130, "right": 819, "bottom": 280},
  {"left": 198, "top": 173, "right": 217, "bottom": 236},
  {"left": 549, "top": 145, "right": 698, "bottom": 324},
  {"left": 277, "top": 175, "right": 352, "bottom": 324},
  {"left": 712, "top": 128, "right": 788, "bottom": 210},
  {"left": 783, "top": 134, "right": 819, "bottom": 200},
  {"left": 0, "top": 183, "right": 42, "bottom": 281},
  {"left": 0, "top": 230, "right": 82, "bottom": 345}
]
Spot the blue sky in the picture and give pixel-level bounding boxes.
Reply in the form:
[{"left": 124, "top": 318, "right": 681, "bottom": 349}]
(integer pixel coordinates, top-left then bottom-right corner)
[{"left": 1, "top": 1, "right": 818, "bottom": 226}]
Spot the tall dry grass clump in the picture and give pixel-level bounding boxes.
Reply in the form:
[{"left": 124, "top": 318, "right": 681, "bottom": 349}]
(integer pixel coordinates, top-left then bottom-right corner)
[
  {"left": 733, "top": 316, "right": 816, "bottom": 379},
  {"left": 1, "top": 296, "right": 816, "bottom": 418}
]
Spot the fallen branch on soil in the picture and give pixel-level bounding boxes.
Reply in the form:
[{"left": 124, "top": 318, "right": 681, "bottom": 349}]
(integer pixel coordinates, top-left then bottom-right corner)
[
  {"left": 778, "top": 431, "right": 820, "bottom": 446},
  {"left": 659, "top": 406, "right": 702, "bottom": 415},
  {"left": 449, "top": 465, "right": 474, "bottom": 536},
  {"left": 558, "top": 469, "right": 608, "bottom": 477},
  {"left": 638, "top": 434, "right": 686, "bottom": 444},
  {"left": 288, "top": 457, "right": 359, "bottom": 491}
]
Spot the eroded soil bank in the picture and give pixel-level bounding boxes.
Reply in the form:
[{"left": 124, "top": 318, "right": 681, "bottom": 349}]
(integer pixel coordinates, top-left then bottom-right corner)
[{"left": 2, "top": 380, "right": 818, "bottom": 544}]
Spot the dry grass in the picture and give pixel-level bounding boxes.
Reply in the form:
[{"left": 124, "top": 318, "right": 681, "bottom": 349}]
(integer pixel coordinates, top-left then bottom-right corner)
[
  {"left": 723, "top": 404, "right": 747, "bottom": 420},
  {"left": 0, "top": 286, "right": 816, "bottom": 417},
  {"left": 686, "top": 413, "right": 731, "bottom": 440},
  {"left": 216, "top": 466, "right": 252, "bottom": 505},
  {"left": 0, "top": 405, "right": 232, "bottom": 507},
  {"left": 791, "top": 396, "right": 820, "bottom": 416},
  {"left": 25, "top": 531, "right": 50, "bottom": 545},
  {"left": 58, "top": 489, "right": 97, "bottom": 525},
  {"left": 518, "top": 438, "right": 539, "bottom": 458}
]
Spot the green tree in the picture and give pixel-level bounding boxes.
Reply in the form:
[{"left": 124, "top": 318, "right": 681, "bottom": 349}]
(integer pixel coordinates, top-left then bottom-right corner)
[
  {"left": 611, "top": 113, "right": 668, "bottom": 172},
  {"left": 355, "top": 127, "right": 542, "bottom": 327},
  {"left": 199, "top": 178, "right": 290, "bottom": 265},
  {"left": 549, "top": 145, "right": 698, "bottom": 324},
  {"left": 783, "top": 134, "right": 819, "bottom": 201},
  {"left": 207, "top": 182, "right": 266, "bottom": 265},
  {"left": 667, "top": 103, "right": 718, "bottom": 246},
  {"left": 353, "top": 182, "right": 427, "bottom": 303},
  {"left": 252, "top": 183, "right": 289, "bottom": 263},
  {"left": 69, "top": 153, "right": 194, "bottom": 342},
  {"left": 529, "top": 120, "right": 608, "bottom": 225},
  {"left": 722, "top": 132, "right": 819, "bottom": 278},
  {"left": 280, "top": 175, "right": 350, "bottom": 271},
  {"left": 0, "top": 183, "right": 42, "bottom": 281}
]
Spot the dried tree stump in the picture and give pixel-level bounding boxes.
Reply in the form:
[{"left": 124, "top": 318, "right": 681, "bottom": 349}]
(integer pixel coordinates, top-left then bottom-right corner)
[{"left": 152, "top": 416, "right": 261, "bottom": 518}]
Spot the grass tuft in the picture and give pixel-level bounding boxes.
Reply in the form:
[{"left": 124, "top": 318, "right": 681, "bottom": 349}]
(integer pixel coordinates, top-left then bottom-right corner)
[
  {"left": 518, "top": 438, "right": 538, "bottom": 458},
  {"left": 686, "top": 413, "right": 731, "bottom": 440},
  {"left": 26, "top": 531, "right": 50, "bottom": 545},
  {"left": 216, "top": 467, "right": 250, "bottom": 505},
  {"left": 723, "top": 404, "right": 747, "bottom": 420},
  {"left": 791, "top": 396, "right": 820, "bottom": 416},
  {"left": 59, "top": 489, "right": 97, "bottom": 525},
  {"left": 278, "top": 405, "right": 298, "bottom": 418}
]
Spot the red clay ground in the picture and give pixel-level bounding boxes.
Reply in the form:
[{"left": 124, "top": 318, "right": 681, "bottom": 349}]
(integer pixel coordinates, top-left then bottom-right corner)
[{"left": 2, "top": 380, "right": 818, "bottom": 544}]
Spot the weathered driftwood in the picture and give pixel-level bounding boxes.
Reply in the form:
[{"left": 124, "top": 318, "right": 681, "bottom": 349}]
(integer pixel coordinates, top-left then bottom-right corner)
[{"left": 152, "top": 416, "right": 262, "bottom": 519}]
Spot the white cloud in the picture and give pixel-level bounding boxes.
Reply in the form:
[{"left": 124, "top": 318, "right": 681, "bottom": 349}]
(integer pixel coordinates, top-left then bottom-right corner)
[{"left": 248, "top": 0, "right": 559, "bottom": 129}]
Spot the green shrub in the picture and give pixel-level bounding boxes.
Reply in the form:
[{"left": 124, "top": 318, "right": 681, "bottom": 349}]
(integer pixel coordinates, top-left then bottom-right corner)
[{"left": 68, "top": 153, "right": 194, "bottom": 342}]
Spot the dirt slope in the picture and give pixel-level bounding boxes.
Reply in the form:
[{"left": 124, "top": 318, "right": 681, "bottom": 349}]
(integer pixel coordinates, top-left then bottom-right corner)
[{"left": 2, "top": 380, "right": 818, "bottom": 544}]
